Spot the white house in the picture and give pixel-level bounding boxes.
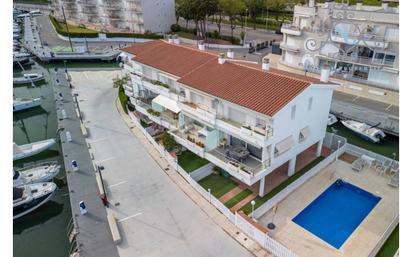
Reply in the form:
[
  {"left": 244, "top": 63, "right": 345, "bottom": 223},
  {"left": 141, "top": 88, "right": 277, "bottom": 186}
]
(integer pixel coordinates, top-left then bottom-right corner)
[{"left": 121, "top": 39, "right": 337, "bottom": 196}]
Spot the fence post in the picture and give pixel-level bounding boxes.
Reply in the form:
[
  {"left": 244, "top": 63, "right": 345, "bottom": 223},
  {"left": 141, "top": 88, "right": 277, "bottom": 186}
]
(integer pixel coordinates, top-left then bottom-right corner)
[{"left": 208, "top": 188, "right": 211, "bottom": 203}]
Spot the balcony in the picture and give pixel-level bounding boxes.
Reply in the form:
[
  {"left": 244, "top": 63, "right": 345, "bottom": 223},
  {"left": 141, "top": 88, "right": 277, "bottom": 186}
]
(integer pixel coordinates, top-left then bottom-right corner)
[
  {"left": 318, "top": 52, "right": 395, "bottom": 68},
  {"left": 170, "top": 130, "right": 206, "bottom": 158},
  {"left": 178, "top": 102, "right": 217, "bottom": 126},
  {"left": 331, "top": 30, "right": 389, "bottom": 49},
  {"left": 133, "top": 100, "right": 178, "bottom": 129},
  {"left": 280, "top": 42, "right": 300, "bottom": 52},
  {"left": 215, "top": 118, "right": 272, "bottom": 148},
  {"left": 281, "top": 24, "right": 302, "bottom": 36}
]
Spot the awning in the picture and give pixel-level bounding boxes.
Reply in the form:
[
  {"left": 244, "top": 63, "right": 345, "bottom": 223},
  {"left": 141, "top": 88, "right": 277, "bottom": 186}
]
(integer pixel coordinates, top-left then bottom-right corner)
[
  {"left": 300, "top": 126, "right": 310, "bottom": 139},
  {"left": 275, "top": 135, "right": 294, "bottom": 155},
  {"left": 152, "top": 95, "right": 181, "bottom": 113}
]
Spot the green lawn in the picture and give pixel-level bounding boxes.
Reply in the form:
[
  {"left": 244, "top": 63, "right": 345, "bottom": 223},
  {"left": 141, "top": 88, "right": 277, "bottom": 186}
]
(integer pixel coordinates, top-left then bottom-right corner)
[
  {"left": 224, "top": 189, "right": 253, "bottom": 209},
  {"left": 328, "top": 122, "right": 398, "bottom": 160},
  {"left": 54, "top": 20, "right": 97, "bottom": 34},
  {"left": 198, "top": 173, "right": 238, "bottom": 198},
  {"left": 240, "top": 157, "right": 325, "bottom": 214},
  {"left": 376, "top": 225, "right": 399, "bottom": 257},
  {"left": 177, "top": 150, "right": 209, "bottom": 173}
]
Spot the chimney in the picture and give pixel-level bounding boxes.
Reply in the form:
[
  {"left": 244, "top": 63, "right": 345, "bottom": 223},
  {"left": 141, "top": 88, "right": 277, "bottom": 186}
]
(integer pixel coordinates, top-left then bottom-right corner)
[
  {"left": 167, "top": 34, "right": 173, "bottom": 44},
  {"left": 356, "top": 0, "right": 362, "bottom": 10},
  {"left": 218, "top": 53, "right": 225, "bottom": 64},
  {"left": 308, "top": 0, "right": 315, "bottom": 8},
  {"left": 198, "top": 40, "right": 205, "bottom": 51},
  {"left": 382, "top": 0, "right": 389, "bottom": 10},
  {"left": 320, "top": 64, "right": 330, "bottom": 83},
  {"left": 172, "top": 34, "right": 180, "bottom": 45},
  {"left": 262, "top": 58, "right": 270, "bottom": 71},
  {"left": 226, "top": 49, "right": 234, "bottom": 58}
]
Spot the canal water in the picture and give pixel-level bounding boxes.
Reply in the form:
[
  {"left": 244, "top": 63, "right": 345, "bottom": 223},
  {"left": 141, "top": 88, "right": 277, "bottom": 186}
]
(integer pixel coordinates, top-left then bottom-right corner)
[{"left": 13, "top": 60, "right": 119, "bottom": 257}]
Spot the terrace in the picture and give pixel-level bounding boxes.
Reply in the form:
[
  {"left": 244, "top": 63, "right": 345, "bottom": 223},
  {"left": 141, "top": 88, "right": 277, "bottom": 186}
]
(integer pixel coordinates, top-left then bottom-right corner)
[{"left": 257, "top": 158, "right": 398, "bottom": 257}]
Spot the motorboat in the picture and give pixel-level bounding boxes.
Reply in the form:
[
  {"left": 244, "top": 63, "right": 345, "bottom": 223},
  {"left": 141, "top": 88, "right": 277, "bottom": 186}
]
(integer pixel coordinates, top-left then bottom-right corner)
[
  {"left": 29, "top": 10, "right": 42, "bottom": 16},
  {"left": 327, "top": 113, "right": 338, "bottom": 126},
  {"left": 13, "top": 182, "right": 57, "bottom": 219},
  {"left": 13, "top": 57, "right": 34, "bottom": 67},
  {"left": 13, "top": 97, "right": 41, "bottom": 112},
  {"left": 341, "top": 119, "right": 386, "bottom": 143},
  {"left": 13, "top": 33, "right": 20, "bottom": 40},
  {"left": 13, "top": 73, "right": 45, "bottom": 84},
  {"left": 13, "top": 162, "right": 60, "bottom": 187},
  {"left": 13, "top": 139, "right": 56, "bottom": 161},
  {"left": 13, "top": 28, "right": 21, "bottom": 33},
  {"left": 13, "top": 52, "right": 32, "bottom": 58}
]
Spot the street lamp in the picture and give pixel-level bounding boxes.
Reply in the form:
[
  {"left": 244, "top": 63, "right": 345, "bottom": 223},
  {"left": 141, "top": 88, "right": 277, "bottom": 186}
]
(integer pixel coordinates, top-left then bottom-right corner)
[
  {"left": 251, "top": 200, "right": 256, "bottom": 219},
  {"left": 392, "top": 152, "right": 396, "bottom": 165}
]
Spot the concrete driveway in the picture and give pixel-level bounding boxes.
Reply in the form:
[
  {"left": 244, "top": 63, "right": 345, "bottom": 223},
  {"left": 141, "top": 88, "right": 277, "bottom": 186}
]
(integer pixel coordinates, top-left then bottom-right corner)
[{"left": 70, "top": 70, "right": 252, "bottom": 257}]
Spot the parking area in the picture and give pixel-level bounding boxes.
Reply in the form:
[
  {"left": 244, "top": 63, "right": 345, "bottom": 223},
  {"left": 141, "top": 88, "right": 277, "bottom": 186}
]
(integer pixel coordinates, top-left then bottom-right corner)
[{"left": 70, "top": 70, "right": 253, "bottom": 257}]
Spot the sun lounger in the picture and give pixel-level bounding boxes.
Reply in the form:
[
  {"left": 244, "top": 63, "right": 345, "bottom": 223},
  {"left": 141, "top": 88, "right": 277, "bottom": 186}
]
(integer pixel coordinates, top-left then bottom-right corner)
[
  {"left": 352, "top": 158, "right": 366, "bottom": 172},
  {"left": 388, "top": 173, "right": 399, "bottom": 188}
]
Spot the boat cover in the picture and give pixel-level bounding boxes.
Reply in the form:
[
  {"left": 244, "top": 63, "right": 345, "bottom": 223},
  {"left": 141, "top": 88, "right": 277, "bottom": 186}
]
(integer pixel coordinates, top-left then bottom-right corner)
[{"left": 13, "top": 187, "right": 23, "bottom": 200}]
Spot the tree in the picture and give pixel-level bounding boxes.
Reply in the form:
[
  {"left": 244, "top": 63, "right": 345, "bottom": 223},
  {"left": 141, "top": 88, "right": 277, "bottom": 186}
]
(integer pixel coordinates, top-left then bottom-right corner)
[
  {"left": 177, "top": 0, "right": 195, "bottom": 29},
  {"left": 220, "top": 0, "right": 246, "bottom": 37},
  {"left": 244, "top": 0, "right": 265, "bottom": 30}
]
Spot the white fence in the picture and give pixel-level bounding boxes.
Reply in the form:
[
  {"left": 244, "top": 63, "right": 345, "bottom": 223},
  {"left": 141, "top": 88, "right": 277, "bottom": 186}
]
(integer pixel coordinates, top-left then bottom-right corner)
[
  {"left": 346, "top": 143, "right": 398, "bottom": 165},
  {"left": 190, "top": 163, "right": 215, "bottom": 181},
  {"left": 128, "top": 112, "right": 299, "bottom": 257}
]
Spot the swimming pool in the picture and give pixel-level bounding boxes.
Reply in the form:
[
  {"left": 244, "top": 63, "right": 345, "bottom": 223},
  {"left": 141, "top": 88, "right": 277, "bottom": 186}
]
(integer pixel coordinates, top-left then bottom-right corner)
[{"left": 292, "top": 179, "right": 381, "bottom": 249}]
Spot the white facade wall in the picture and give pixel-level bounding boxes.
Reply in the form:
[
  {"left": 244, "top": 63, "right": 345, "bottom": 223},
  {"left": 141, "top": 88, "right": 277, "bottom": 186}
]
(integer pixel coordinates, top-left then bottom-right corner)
[{"left": 141, "top": 0, "right": 176, "bottom": 33}]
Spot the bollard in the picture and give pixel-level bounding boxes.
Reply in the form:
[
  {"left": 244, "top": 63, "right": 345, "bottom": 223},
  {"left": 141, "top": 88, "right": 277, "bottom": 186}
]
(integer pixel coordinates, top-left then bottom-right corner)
[
  {"left": 71, "top": 160, "right": 79, "bottom": 172},
  {"left": 62, "top": 109, "right": 67, "bottom": 119},
  {"left": 79, "top": 201, "right": 88, "bottom": 215},
  {"left": 66, "top": 131, "right": 72, "bottom": 142}
]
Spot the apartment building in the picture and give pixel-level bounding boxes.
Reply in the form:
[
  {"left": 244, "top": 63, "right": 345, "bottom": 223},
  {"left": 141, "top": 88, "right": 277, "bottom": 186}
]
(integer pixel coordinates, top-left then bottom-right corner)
[
  {"left": 279, "top": 0, "right": 399, "bottom": 95},
  {"left": 51, "top": 0, "right": 175, "bottom": 33},
  {"left": 121, "top": 39, "right": 336, "bottom": 197}
]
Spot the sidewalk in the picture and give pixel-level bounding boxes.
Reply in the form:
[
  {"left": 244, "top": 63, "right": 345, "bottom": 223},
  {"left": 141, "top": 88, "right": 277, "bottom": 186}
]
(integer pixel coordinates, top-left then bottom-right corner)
[{"left": 116, "top": 102, "right": 273, "bottom": 257}]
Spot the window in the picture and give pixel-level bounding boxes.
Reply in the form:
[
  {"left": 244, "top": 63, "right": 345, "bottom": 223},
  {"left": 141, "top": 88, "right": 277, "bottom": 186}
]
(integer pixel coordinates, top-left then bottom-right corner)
[
  {"left": 308, "top": 97, "right": 313, "bottom": 111},
  {"left": 291, "top": 105, "right": 296, "bottom": 119}
]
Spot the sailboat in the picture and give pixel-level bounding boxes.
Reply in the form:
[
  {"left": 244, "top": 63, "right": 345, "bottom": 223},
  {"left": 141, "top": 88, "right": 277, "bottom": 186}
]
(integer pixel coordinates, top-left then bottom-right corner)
[
  {"left": 13, "top": 182, "right": 57, "bottom": 219},
  {"left": 13, "top": 162, "right": 60, "bottom": 187},
  {"left": 13, "top": 73, "right": 45, "bottom": 85},
  {"left": 13, "top": 139, "right": 56, "bottom": 161}
]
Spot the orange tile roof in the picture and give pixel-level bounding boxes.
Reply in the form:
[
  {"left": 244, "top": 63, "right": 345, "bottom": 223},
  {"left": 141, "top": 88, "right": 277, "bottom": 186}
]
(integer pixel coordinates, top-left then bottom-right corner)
[
  {"left": 122, "top": 40, "right": 331, "bottom": 116},
  {"left": 122, "top": 40, "right": 217, "bottom": 77}
]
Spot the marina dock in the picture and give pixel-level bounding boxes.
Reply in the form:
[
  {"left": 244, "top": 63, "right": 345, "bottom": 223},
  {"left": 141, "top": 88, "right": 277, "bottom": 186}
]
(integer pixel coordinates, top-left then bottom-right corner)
[
  {"left": 52, "top": 70, "right": 119, "bottom": 257},
  {"left": 22, "top": 16, "right": 120, "bottom": 62}
]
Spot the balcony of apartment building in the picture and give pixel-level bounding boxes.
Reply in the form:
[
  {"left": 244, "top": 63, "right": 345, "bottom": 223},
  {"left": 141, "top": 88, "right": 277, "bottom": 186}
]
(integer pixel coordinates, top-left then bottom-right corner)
[
  {"left": 78, "top": 0, "right": 97, "bottom": 7},
  {"left": 177, "top": 101, "right": 273, "bottom": 147},
  {"left": 280, "top": 42, "right": 300, "bottom": 53},
  {"left": 317, "top": 51, "right": 396, "bottom": 69},
  {"left": 281, "top": 23, "right": 302, "bottom": 36},
  {"left": 169, "top": 115, "right": 268, "bottom": 183},
  {"left": 331, "top": 30, "right": 389, "bottom": 49}
]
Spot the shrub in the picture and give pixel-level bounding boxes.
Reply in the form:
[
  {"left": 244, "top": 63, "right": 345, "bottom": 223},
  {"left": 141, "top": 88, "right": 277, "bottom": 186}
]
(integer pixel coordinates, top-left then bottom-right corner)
[
  {"left": 147, "top": 108, "right": 161, "bottom": 117},
  {"left": 118, "top": 86, "right": 128, "bottom": 113},
  {"left": 49, "top": 15, "right": 99, "bottom": 38},
  {"left": 106, "top": 32, "right": 162, "bottom": 39},
  {"left": 170, "top": 24, "right": 181, "bottom": 32},
  {"left": 162, "top": 133, "right": 177, "bottom": 152}
]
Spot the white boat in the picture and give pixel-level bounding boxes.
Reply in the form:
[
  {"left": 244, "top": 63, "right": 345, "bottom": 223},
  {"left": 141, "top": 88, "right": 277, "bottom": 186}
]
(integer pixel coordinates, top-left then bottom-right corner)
[
  {"left": 29, "top": 10, "right": 42, "bottom": 16},
  {"left": 341, "top": 119, "right": 386, "bottom": 143},
  {"left": 17, "top": 13, "right": 30, "bottom": 18},
  {"left": 327, "top": 113, "right": 338, "bottom": 126},
  {"left": 13, "top": 97, "right": 41, "bottom": 112},
  {"left": 13, "top": 73, "right": 45, "bottom": 84},
  {"left": 13, "top": 139, "right": 56, "bottom": 161},
  {"left": 13, "top": 182, "right": 57, "bottom": 219},
  {"left": 13, "top": 33, "right": 20, "bottom": 39},
  {"left": 13, "top": 28, "right": 21, "bottom": 33},
  {"left": 13, "top": 162, "right": 60, "bottom": 187},
  {"left": 13, "top": 52, "right": 31, "bottom": 58}
]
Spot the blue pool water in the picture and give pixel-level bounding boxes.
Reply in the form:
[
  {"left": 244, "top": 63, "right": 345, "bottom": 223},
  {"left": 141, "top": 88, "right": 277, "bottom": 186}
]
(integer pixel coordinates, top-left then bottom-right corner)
[{"left": 292, "top": 179, "right": 381, "bottom": 249}]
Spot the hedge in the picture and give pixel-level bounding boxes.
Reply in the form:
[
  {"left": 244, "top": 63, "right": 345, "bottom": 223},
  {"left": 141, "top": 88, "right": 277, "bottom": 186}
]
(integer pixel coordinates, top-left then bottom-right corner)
[
  {"left": 49, "top": 15, "right": 99, "bottom": 38},
  {"left": 106, "top": 32, "right": 163, "bottom": 39}
]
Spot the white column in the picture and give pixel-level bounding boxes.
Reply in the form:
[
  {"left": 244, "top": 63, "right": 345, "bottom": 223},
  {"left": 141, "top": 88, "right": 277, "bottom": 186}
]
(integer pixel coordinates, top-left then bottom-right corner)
[
  {"left": 259, "top": 176, "right": 265, "bottom": 197},
  {"left": 288, "top": 156, "right": 297, "bottom": 176},
  {"left": 316, "top": 139, "right": 323, "bottom": 157}
]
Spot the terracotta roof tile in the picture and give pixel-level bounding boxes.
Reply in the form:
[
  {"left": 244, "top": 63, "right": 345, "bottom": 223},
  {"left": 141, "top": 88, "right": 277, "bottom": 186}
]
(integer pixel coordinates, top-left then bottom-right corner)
[{"left": 122, "top": 40, "right": 331, "bottom": 116}]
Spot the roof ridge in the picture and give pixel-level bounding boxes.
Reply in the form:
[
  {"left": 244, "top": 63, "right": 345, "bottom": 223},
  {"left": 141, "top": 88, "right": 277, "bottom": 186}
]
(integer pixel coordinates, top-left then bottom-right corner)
[
  {"left": 160, "top": 39, "right": 219, "bottom": 58},
  {"left": 228, "top": 59, "right": 313, "bottom": 85}
]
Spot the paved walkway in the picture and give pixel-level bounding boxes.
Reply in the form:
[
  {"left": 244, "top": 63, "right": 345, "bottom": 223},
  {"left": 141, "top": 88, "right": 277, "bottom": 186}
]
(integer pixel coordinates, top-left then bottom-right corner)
[
  {"left": 52, "top": 70, "right": 119, "bottom": 257},
  {"left": 70, "top": 70, "right": 260, "bottom": 257}
]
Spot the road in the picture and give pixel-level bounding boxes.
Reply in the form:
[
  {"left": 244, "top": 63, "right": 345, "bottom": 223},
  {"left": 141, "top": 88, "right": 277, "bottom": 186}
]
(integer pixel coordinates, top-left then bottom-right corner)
[
  {"left": 178, "top": 19, "right": 282, "bottom": 43},
  {"left": 71, "top": 70, "right": 253, "bottom": 257}
]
